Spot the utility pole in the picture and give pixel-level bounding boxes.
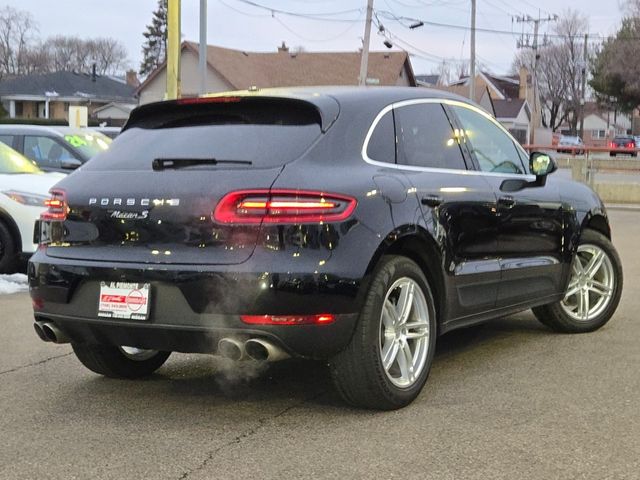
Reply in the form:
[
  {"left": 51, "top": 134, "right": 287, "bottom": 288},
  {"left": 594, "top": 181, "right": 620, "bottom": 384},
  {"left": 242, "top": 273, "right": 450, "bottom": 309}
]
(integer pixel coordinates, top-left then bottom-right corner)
[
  {"left": 516, "top": 13, "right": 557, "bottom": 144},
  {"left": 166, "top": 0, "right": 181, "bottom": 99},
  {"left": 470, "top": 0, "right": 476, "bottom": 101},
  {"left": 578, "top": 33, "right": 588, "bottom": 141},
  {"left": 359, "top": 0, "right": 374, "bottom": 86},
  {"left": 199, "top": 0, "right": 207, "bottom": 96}
]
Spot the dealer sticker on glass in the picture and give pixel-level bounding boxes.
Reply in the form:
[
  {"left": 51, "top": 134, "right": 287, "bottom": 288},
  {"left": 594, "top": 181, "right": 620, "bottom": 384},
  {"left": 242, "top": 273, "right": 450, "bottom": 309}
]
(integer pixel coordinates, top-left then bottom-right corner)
[{"left": 98, "top": 282, "right": 150, "bottom": 320}]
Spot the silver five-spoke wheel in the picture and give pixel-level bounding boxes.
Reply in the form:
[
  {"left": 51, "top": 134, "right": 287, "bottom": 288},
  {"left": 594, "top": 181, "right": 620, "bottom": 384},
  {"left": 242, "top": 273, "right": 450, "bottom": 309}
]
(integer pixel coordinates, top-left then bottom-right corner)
[
  {"left": 379, "top": 277, "right": 431, "bottom": 388},
  {"left": 561, "top": 244, "right": 615, "bottom": 321}
]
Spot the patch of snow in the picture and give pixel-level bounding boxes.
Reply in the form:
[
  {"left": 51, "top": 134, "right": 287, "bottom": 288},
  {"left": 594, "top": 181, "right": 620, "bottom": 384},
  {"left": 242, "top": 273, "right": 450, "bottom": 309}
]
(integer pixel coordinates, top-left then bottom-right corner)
[{"left": 0, "top": 274, "right": 29, "bottom": 295}]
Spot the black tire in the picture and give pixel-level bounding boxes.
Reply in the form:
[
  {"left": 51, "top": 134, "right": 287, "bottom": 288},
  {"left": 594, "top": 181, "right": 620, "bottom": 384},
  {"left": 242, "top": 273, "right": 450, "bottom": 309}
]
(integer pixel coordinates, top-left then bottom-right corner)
[
  {"left": 610, "top": 153, "right": 616, "bottom": 157},
  {"left": 72, "top": 343, "right": 171, "bottom": 378},
  {"left": 330, "top": 256, "right": 437, "bottom": 410},
  {"left": 0, "top": 220, "right": 17, "bottom": 274},
  {"left": 532, "top": 229, "right": 623, "bottom": 333}
]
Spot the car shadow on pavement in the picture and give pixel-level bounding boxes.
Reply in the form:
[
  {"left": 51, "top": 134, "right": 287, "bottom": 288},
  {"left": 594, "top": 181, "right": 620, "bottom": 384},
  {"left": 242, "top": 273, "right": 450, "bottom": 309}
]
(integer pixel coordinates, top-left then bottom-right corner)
[{"left": 61, "top": 312, "right": 555, "bottom": 413}]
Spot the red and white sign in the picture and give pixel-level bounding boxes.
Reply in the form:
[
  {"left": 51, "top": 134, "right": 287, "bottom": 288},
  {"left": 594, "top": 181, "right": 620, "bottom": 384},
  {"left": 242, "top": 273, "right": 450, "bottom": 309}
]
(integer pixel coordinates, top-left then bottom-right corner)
[{"left": 98, "top": 282, "right": 150, "bottom": 320}]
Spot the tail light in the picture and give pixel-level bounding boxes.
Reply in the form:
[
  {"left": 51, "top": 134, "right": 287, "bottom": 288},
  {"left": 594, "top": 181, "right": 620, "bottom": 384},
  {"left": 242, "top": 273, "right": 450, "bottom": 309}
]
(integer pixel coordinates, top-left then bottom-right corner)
[
  {"left": 213, "top": 189, "right": 357, "bottom": 224},
  {"left": 627, "top": 142, "right": 635, "bottom": 148},
  {"left": 41, "top": 190, "right": 67, "bottom": 221},
  {"left": 241, "top": 314, "right": 336, "bottom": 325},
  {"left": 610, "top": 142, "right": 615, "bottom": 148}
]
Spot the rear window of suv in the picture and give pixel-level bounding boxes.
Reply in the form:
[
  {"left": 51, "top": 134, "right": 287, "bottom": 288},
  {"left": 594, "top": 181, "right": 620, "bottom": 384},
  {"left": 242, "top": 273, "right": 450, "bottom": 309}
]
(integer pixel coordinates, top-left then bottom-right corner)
[{"left": 83, "top": 98, "right": 323, "bottom": 171}]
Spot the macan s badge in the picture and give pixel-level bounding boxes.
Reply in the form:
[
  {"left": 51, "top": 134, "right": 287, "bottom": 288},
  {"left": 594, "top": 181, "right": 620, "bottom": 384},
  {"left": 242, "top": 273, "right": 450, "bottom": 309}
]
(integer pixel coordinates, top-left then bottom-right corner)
[{"left": 109, "top": 210, "right": 149, "bottom": 220}]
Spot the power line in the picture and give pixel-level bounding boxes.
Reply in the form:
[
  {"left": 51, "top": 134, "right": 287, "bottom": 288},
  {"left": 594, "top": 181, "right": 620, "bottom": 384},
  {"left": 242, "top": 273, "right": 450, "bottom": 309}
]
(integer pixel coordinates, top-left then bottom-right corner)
[
  {"left": 233, "top": 0, "right": 363, "bottom": 22},
  {"left": 375, "top": 10, "right": 599, "bottom": 40}
]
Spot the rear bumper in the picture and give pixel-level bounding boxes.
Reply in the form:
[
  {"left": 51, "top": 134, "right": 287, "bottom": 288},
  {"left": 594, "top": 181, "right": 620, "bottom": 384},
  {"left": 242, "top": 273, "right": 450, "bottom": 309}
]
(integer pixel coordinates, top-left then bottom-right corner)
[{"left": 28, "top": 249, "right": 365, "bottom": 358}]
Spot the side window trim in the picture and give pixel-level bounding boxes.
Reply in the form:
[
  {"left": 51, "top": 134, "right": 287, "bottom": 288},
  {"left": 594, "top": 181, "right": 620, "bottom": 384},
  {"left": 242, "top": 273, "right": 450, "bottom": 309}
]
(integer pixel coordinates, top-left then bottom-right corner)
[{"left": 361, "top": 98, "right": 536, "bottom": 180}]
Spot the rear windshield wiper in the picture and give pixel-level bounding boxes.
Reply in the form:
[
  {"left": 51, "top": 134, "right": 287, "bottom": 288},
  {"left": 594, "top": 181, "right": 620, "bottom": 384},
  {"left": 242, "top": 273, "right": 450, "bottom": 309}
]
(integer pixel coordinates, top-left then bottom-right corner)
[{"left": 152, "top": 157, "right": 252, "bottom": 171}]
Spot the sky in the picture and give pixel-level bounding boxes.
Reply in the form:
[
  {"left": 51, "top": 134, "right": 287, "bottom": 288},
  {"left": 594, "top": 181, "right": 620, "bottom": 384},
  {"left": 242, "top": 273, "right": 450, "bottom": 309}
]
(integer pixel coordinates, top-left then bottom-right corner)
[{"left": 1, "top": 0, "right": 627, "bottom": 78}]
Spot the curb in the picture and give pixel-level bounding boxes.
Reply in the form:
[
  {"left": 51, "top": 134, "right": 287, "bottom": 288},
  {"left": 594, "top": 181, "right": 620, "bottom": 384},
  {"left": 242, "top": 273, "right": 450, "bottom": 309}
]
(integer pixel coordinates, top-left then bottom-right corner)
[{"left": 605, "top": 204, "right": 640, "bottom": 211}]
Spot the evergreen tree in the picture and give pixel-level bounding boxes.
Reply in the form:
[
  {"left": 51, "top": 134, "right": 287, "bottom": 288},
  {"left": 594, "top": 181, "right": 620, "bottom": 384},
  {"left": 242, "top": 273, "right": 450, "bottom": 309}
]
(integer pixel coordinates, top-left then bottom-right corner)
[{"left": 140, "top": 0, "right": 168, "bottom": 77}]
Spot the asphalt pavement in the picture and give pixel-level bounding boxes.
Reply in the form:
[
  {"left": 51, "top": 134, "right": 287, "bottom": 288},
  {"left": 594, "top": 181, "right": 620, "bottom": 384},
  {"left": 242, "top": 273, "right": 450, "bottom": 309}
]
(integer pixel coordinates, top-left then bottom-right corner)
[{"left": 1, "top": 210, "right": 639, "bottom": 479}]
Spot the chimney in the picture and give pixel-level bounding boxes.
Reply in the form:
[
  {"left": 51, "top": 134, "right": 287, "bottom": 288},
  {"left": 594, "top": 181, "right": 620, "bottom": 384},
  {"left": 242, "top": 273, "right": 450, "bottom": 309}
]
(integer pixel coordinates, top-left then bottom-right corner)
[
  {"left": 91, "top": 63, "right": 97, "bottom": 82},
  {"left": 126, "top": 69, "right": 140, "bottom": 87},
  {"left": 278, "top": 41, "right": 289, "bottom": 53}
]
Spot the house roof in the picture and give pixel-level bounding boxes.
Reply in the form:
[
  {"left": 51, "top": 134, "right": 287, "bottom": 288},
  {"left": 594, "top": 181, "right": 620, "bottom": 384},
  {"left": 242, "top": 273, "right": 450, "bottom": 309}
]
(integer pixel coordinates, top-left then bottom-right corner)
[
  {"left": 483, "top": 73, "right": 519, "bottom": 99},
  {"left": 0, "top": 71, "right": 137, "bottom": 102},
  {"left": 430, "top": 84, "right": 489, "bottom": 104},
  {"left": 92, "top": 102, "right": 137, "bottom": 115},
  {"left": 138, "top": 41, "right": 415, "bottom": 94},
  {"left": 415, "top": 74, "right": 440, "bottom": 86},
  {"left": 450, "top": 71, "right": 520, "bottom": 100},
  {"left": 493, "top": 98, "right": 528, "bottom": 120}
]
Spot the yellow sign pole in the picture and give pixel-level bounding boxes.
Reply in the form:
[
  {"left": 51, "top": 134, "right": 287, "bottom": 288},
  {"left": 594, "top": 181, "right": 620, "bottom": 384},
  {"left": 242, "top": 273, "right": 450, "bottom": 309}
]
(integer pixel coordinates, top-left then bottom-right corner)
[{"left": 166, "top": 0, "right": 181, "bottom": 100}]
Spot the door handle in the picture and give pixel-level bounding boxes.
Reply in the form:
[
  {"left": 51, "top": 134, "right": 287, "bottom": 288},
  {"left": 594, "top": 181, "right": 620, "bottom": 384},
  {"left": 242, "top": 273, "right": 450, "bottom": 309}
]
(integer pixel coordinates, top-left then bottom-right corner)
[
  {"left": 421, "top": 194, "right": 443, "bottom": 208},
  {"left": 498, "top": 195, "right": 515, "bottom": 209}
]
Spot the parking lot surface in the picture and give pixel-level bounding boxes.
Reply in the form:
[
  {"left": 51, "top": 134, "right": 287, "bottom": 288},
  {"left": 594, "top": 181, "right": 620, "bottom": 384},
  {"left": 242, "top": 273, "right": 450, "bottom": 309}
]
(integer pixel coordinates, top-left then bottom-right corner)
[{"left": 1, "top": 210, "right": 638, "bottom": 479}]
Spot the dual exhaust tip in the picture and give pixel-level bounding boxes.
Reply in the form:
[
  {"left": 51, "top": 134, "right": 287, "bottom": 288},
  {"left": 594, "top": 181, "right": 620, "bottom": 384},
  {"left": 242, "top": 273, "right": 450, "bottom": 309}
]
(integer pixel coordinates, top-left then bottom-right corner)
[
  {"left": 33, "top": 322, "right": 287, "bottom": 363},
  {"left": 34, "top": 321, "right": 69, "bottom": 344},
  {"left": 218, "top": 337, "right": 289, "bottom": 362}
]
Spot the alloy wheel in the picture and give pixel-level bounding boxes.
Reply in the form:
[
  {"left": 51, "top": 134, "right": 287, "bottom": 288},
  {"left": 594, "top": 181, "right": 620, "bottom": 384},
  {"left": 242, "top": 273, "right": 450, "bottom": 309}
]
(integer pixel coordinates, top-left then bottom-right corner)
[
  {"left": 379, "top": 277, "right": 431, "bottom": 388},
  {"left": 560, "top": 244, "right": 615, "bottom": 321}
]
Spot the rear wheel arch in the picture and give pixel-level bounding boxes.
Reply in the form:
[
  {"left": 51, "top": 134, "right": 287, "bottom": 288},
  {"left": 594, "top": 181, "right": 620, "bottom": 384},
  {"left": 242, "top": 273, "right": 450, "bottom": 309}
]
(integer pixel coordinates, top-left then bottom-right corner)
[{"left": 365, "top": 227, "right": 445, "bottom": 324}]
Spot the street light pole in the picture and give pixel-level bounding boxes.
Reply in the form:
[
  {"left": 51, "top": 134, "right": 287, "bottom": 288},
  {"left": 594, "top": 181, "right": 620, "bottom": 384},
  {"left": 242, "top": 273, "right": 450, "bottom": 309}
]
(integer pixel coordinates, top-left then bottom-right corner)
[
  {"left": 199, "top": 0, "right": 207, "bottom": 96},
  {"left": 359, "top": 0, "right": 374, "bottom": 86},
  {"left": 579, "top": 33, "right": 588, "bottom": 141},
  {"left": 470, "top": 0, "right": 476, "bottom": 100},
  {"left": 166, "top": 0, "right": 181, "bottom": 100}
]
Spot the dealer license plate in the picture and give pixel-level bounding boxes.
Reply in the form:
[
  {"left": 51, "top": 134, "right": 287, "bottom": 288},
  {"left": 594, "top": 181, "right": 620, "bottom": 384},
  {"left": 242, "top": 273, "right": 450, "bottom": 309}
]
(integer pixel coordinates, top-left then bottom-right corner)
[{"left": 98, "top": 282, "right": 151, "bottom": 320}]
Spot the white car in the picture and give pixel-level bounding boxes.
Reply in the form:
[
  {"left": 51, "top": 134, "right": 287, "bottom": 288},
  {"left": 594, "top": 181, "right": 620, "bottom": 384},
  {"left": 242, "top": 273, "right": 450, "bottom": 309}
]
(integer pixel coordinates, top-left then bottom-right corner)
[{"left": 0, "top": 142, "right": 64, "bottom": 272}]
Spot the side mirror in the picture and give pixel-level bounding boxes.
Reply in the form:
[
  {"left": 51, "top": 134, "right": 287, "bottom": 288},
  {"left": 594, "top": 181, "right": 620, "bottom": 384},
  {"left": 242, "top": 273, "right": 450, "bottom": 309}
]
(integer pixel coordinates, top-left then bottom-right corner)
[
  {"left": 60, "top": 158, "right": 82, "bottom": 170},
  {"left": 530, "top": 152, "right": 556, "bottom": 177},
  {"left": 500, "top": 152, "right": 557, "bottom": 192}
]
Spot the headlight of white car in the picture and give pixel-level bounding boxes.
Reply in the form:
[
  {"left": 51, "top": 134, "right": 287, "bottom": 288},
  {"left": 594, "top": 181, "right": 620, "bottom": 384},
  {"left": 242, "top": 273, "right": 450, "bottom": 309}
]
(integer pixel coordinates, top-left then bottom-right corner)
[{"left": 2, "top": 190, "right": 49, "bottom": 207}]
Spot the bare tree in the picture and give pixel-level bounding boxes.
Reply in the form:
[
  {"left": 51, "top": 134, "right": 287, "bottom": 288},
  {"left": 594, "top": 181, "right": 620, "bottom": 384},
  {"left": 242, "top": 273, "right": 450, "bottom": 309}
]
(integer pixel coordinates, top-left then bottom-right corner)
[
  {"left": 512, "top": 9, "right": 589, "bottom": 132},
  {"left": 92, "top": 38, "right": 128, "bottom": 75},
  {"left": 39, "top": 35, "right": 128, "bottom": 75},
  {"left": 0, "top": 6, "right": 38, "bottom": 79}
]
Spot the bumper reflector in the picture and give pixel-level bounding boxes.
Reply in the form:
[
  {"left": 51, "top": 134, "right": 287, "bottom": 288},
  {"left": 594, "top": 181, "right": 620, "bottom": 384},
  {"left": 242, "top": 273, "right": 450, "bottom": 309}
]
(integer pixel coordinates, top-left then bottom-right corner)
[{"left": 240, "top": 314, "right": 336, "bottom": 325}]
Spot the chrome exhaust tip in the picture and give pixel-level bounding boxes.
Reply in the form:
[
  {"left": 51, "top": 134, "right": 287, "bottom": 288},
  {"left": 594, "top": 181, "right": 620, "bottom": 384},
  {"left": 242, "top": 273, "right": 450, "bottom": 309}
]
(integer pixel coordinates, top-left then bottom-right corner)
[
  {"left": 41, "top": 322, "right": 70, "bottom": 344},
  {"left": 244, "top": 338, "right": 290, "bottom": 362},
  {"left": 33, "top": 322, "right": 49, "bottom": 342},
  {"left": 217, "top": 338, "right": 245, "bottom": 361}
]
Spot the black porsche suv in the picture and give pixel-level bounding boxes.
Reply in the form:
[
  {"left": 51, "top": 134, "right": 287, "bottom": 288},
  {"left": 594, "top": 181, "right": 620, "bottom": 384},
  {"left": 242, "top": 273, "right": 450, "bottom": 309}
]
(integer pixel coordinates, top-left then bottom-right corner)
[{"left": 29, "top": 87, "right": 623, "bottom": 410}]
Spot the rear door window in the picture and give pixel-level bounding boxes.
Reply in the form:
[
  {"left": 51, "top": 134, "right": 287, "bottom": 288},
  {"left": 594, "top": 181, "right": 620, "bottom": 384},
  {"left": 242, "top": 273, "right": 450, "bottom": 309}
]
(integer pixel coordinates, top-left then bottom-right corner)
[
  {"left": 24, "top": 136, "right": 77, "bottom": 169},
  {"left": 394, "top": 103, "right": 467, "bottom": 170},
  {"left": 85, "top": 99, "right": 323, "bottom": 171},
  {"left": 0, "top": 135, "right": 15, "bottom": 149}
]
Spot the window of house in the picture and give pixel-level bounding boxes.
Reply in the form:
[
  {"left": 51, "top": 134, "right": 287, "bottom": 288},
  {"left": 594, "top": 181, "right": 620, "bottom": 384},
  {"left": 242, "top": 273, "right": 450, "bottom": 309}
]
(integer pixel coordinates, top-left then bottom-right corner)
[
  {"left": 394, "top": 103, "right": 467, "bottom": 170},
  {"left": 592, "top": 130, "right": 606, "bottom": 139},
  {"left": 451, "top": 105, "right": 526, "bottom": 175},
  {"left": 14, "top": 102, "right": 23, "bottom": 117},
  {"left": 509, "top": 128, "right": 527, "bottom": 146}
]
